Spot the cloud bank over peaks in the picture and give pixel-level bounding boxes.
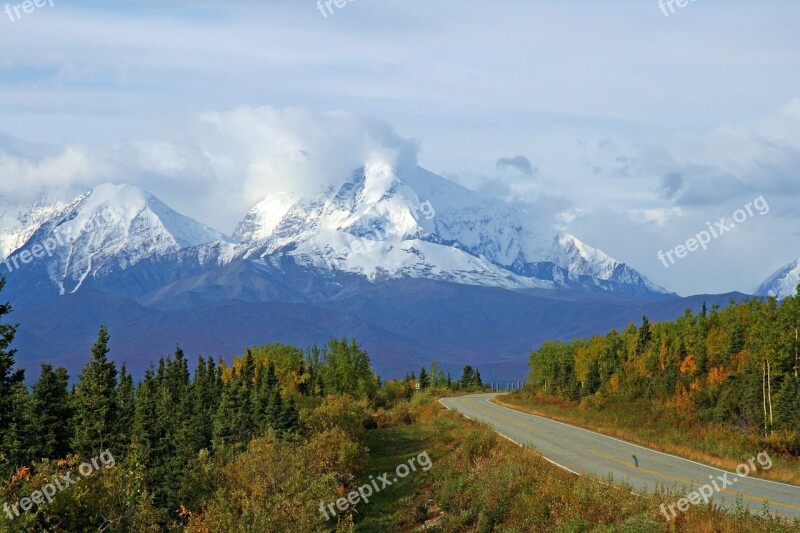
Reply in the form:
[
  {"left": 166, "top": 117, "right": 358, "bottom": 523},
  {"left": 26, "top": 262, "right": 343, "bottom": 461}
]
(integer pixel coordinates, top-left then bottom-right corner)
[{"left": 0, "top": 107, "right": 420, "bottom": 235}]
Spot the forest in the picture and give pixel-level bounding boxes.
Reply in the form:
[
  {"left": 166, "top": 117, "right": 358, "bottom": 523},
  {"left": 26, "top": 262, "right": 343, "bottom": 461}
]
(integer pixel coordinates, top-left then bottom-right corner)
[
  {"left": 524, "top": 290, "right": 800, "bottom": 459},
  {"left": 0, "top": 277, "right": 485, "bottom": 531}
]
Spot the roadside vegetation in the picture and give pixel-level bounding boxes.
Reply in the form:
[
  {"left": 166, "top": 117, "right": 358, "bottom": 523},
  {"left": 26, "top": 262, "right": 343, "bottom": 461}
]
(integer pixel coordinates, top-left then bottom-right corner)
[{"left": 503, "top": 292, "right": 800, "bottom": 486}]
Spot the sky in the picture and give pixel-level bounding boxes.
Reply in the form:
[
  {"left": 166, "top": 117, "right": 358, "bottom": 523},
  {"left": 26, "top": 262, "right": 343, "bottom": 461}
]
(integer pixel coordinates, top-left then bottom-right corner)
[{"left": 0, "top": 0, "right": 798, "bottom": 296}]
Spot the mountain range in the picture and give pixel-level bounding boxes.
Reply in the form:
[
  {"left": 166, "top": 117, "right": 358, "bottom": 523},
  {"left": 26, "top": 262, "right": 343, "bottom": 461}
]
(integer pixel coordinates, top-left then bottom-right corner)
[{"left": 0, "top": 163, "right": 787, "bottom": 380}]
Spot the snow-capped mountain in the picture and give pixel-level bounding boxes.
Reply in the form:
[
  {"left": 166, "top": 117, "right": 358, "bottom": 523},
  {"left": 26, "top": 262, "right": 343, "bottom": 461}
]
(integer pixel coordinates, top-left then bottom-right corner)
[
  {"left": 2, "top": 165, "right": 671, "bottom": 299},
  {"left": 233, "top": 165, "right": 670, "bottom": 296},
  {"left": 1, "top": 167, "right": 693, "bottom": 381},
  {"left": 756, "top": 259, "right": 800, "bottom": 299},
  {"left": 0, "top": 197, "right": 66, "bottom": 260},
  {"left": 547, "top": 234, "right": 668, "bottom": 295},
  {"left": 4, "top": 183, "right": 228, "bottom": 294}
]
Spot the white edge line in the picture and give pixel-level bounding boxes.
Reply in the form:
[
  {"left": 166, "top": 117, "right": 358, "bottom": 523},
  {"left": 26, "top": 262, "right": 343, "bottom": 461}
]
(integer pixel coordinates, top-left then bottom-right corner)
[
  {"left": 440, "top": 396, "right": 580, "bottom": 477},
  {"left": 486, "top": 394, "right": 800, "bottom": 491}
]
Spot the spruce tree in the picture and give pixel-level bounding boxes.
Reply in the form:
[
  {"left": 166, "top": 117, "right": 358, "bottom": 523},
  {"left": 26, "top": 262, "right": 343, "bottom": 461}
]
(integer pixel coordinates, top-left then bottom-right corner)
[
  {"left": 156, "top": 347, "right": 199, "bottom": 510},
  {"left": 115, "top": 364, "right": 135, "bottom": 450},
  {"left": 132, "top": 366, "right": 158, "bottom": 452},
  {"left": 2, "top": 381, "right": 30, "bottom": 472},
  {"left": 213, "top": 372, "right": 251, "bottom": 450},
  {"left": 726, "top": 321, "right": 745, "bottom": 362},
  {"left": 460, "top": 365, "right": 474, "bottom": 389},
  {"left": 191, "top": 356, "right": 221, "bottom": 449},
  {"left": 30, "top": 364, "right": 72, "bottom": 460},
  {"left": 265, "top": 387, "right": 284, "bottom": 432},
  {"left": 72, "top": 325, "right": 118, "bottom": 457},
  {"left": 0, "top": 277, "right": 24, "bottom": 475},
  {"left": 419, "top": 367, "right": 429, "bottom": 389},
  {"left": 296, "top": 359, "right": 310, "bottom": 395},
  {"left": 241, "top": 349, "right": 256, "bottom": 389},
  {"left": 636, "top": 316, "right": 652, "bottom": 355},
  {"left": 253, "top": 361, "right": 278, "bottom": 433},
  {"left": 279, "top": 396, "right": 300, "bottom": 434}
]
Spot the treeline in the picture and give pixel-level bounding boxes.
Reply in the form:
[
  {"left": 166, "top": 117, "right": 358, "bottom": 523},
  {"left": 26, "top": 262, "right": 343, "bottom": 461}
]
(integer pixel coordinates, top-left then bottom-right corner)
[
  {"left": 527, "top": 290, "right": 800, "bottom": 452},
  {"left": 0, "top": 327, "right": 376, "bottom": 524},
  {"left": 0, "top": 277, "right": 487, "bottom": 530},
  {"left": 405, "top": 363, "right": 483, "bottom": 390}
]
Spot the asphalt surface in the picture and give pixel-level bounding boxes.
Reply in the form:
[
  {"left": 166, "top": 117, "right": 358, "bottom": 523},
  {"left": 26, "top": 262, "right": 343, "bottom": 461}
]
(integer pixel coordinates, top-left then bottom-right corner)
[{"left": 440, "top": 393, "right": 800, "bottom": 521}]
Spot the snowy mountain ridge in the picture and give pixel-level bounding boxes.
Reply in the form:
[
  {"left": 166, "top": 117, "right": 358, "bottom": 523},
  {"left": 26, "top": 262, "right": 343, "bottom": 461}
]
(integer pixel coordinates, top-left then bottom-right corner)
[
  {"left": 230, "top": 164, "right": 669, "bottom": 295},
  {"left": 4, "top": 183, "right": 229, "bottom": 294},
  {"left": 1, "top": 165, "right": 672, "bottom": 297}
]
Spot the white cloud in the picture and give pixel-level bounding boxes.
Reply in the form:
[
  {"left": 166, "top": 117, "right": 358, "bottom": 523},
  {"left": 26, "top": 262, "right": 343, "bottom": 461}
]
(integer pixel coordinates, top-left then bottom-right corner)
[
  {"left": 628, "top": 207, "right": 683, "bottom": 227},
  {"left": 0, "top": 107, "right": 419, "bottom": 234}
]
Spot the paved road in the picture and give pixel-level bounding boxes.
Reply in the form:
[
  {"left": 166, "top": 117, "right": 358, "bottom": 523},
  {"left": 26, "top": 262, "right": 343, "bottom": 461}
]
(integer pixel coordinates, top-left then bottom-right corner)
[{"left": 440, "top": 393, "right": 800, "bottom": 520}]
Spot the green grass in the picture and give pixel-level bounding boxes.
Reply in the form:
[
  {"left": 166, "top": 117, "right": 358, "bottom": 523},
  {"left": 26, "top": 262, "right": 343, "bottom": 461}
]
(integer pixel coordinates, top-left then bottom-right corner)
[{"left": 355, "top": 423, "right": 438, "bottom": 531}]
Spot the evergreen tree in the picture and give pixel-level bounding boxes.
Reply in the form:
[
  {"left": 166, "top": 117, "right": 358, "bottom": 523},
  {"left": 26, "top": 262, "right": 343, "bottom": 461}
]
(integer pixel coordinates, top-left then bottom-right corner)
[
  {"left": 212, "top": 371, "right": 252, "bottom": 450},
  {"left": 278, "top": 396, "right": 300, "bottom": 434},
  {"left": 30, "top": 364, "right": 72, "bottom": 460},
  {"left": 460, "top": 365, "right": 474, "bottom": 389},
  {"left": 2, "top": 381, "right": 30, "bottom": 473},
  {"left": 418, "top": 367, "right": 429, "bottom": 389},
  {"left": 72, "top": 326, "right": 118, "bottom": 456},
  {"left": 154, "top": 347, "right": 198, "bottom": 509},
  {"left": 636, "top": 316, "right": 652, "bottom": 355},
  {"left": 191, "top": 357, "right": 222, "bottom": 449},
  {"left": 296, "top": 359, "right": 310, "bottom": 395},
  {"left": 474, "top": 370, "right": 483, "bottom": 388},
  {"left": 727, "top": 321, "right": 746, "bottom": 362},
  {"left": 115, "top": 363, "right": 135, "bottom": 450},
  {"left": 0, "top": 277, "right": 24, "bottom": 475},
  {"left": 132, "top": 366, "right": 158, "bottom": 453},
  {"left": 241, "top": 349, "right": 256, "bottom": 389},
  {"left": 265, "top": 386, "right": 284, "bottom": 431},
  {"left": 253, "top": 361, "right": 278, "bottom": 432}
]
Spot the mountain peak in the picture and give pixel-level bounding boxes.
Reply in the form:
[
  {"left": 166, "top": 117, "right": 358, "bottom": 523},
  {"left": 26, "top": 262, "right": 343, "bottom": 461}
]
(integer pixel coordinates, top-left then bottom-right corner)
[
  {"left": 756, "top": 259, "right": 800, "bottom": 299},
  {"left": 228, "top": 166, "right": 671, "bottom": 297},
  {"left": 6, "top": 183, "right": 228, "bottom": 294}
]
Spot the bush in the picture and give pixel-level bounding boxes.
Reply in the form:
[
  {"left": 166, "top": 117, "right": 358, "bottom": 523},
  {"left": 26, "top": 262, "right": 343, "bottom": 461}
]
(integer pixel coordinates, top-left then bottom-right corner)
[
  {"left": 300, "top": 394, "right": 373, "bottom": 444},
  {"left": 186, "top": 428, "right": 363, "bottom": 532}
]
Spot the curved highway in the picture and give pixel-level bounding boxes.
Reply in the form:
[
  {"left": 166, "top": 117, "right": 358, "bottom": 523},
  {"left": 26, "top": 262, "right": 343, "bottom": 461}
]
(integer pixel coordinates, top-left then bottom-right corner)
[{"left": 440, "top": 393, "right": 800, "bottom": 521}]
